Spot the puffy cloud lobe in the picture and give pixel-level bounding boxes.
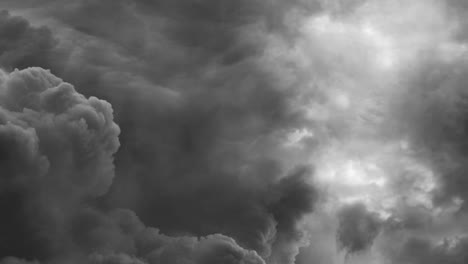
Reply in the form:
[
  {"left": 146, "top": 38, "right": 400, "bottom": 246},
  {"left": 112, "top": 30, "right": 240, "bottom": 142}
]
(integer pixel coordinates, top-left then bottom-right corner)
[
  {"left": 0, "top": 66, "right": 312, "bottom": 264},
  {"left": 0, "top": 3, "right": 321, "bottom": 264},
  {"left": 75, "top": 208, "right": 265, "bottom": 264},
  {"left": 0, "top": 66, "right": 268, "bottom": 264},
  {"left": 89, "top": 234, "right": 266, "bottom": 264},
  {"left": 0, "top": 11, "right": 56, "bottom": 70},
  {"left": 0, "top": 67, "right": 120, "bottom": 197},
  {"left": 136, "top": 230, "right": 265, "bottom": 264},
  {"left": 71, "top": 168, "right": 317, "bottom": 264},
  {"left": 0, "top": 67, "right": 120, "bottom": 259},
  {"left": 116, "top": 164, "right": 317, "bottom": 263},
  {"left": 35, "top": 2, "right": 319, "bottom": 263}
]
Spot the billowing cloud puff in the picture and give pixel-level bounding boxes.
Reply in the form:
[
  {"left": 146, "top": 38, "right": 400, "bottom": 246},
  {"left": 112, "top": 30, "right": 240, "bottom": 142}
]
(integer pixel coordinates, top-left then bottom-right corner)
[
  {"left": 0, "top": 11, "right": 56, "bottom": 70},
  {"left": 0, "top": 67, "right": 272, "bottom": 264},
  {"left": 0, "top": 5, "right": 321, "bottom": 263},
  {"left": 78, "top": 209, "right": 266, "bottom": 264},
  {"left": 13, "top": 2, "right": 320, "bottom": 263},
  {"left": 0, "top": 67, "right": 119, "bottom": 259},
  {"left": 0, "top": 67, "right": 120, "bottom": 197},
  {"left": 135, "top": 230, "right": 265, "bottom": 264},
  {"left": 5, "top": 0, "right": 468, "bottom": 264}
]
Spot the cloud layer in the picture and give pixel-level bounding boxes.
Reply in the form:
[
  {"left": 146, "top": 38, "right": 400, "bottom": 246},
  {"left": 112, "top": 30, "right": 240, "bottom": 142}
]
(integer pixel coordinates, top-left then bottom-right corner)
[{"left": 1, "top": 0, "right": 468, "bottom": 264}]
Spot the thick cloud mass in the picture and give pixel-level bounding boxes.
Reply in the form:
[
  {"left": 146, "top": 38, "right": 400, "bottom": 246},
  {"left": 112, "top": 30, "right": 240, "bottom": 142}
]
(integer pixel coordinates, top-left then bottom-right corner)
[
  {"left": 14, "top": 1, "right": 318, "bottom": 263},
  {"left": 3, "top": 0, "right": 468, "bottom": 264},
  {"left": 0, "top": 3, "right": 319, "bottom": 263},
  {"left": 0, "top": 67, "right": 271, "bottom": 264},
  {"left": 0, "top": 11, "right": 56, "bottom": 70},
  {"left": 74, "top": 208, "right": 266, "bottom": 264},
  {"left": 0, "top": 67, "right": 119, "bottom": 259}
]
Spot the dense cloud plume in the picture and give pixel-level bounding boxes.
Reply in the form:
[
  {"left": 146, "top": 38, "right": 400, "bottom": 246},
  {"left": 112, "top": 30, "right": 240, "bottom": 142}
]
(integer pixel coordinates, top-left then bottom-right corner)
[
  {"left": 2, "top": 0, "right": 468, "bottom": 264},
  {"left": 73, "top": 208, "right": 266, "bottom": 264},
  {"left": 0, "top": 11, "right": 56, "bottom": 70},
  {"left": 0, "top": 66, "right": 275, "bottom": 264},
  {"left": 0, "top": 2, "right": 319, "bottom": 263},
  {"left": 0, "top": 67, "right": 119, "bottom": 259},
  {"left": 44, "top": 1, "right": 320, "bottom": 263}
]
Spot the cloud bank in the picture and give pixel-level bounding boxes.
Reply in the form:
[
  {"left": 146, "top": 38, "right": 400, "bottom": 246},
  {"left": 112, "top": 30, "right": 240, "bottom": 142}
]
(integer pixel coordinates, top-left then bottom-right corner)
[{"left": 1, "top": 0, "right": 468, "bottom": 264}]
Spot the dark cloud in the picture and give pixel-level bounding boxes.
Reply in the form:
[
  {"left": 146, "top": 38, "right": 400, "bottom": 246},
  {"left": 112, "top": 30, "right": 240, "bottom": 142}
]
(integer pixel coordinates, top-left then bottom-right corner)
[
  {"left": 0, "top": 11, "right": 56, "bottom": 70},
  {"left": 76, "top": 208, "right": 266, "bottom": 264},
  {"left": 111, "top": 161, "right": 316, "bottom": 262},
  {"left": 0, "top": 67, "right": 271, "bottom": 264},
  {"left": 0, "top": 67, "right": 119, "bottom": 260},
  {"left": 28, "top": 1, "right": 319, "bottom": 262},
  {"left": 336, "top": 204, "right": 381, "bottom": 254},
  {"left": 135, "top": 230, "right": 265, "bottom": 264},
  {"left": 5, "top": 0, "right": 468, "bottom": 263},
  {"left": 0, "top": 2, "right": 321, "bottom": 263}
]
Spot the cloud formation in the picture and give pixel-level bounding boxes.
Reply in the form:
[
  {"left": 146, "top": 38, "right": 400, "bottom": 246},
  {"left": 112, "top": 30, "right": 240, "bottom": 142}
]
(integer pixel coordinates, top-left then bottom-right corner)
[
  {"left": 0, "top": 67, "right": 119, "bottom": 259},
  {"left": 0, "top": 11, "right": 56, "bottom": 70},
  {"left": 0, "top": 66, "right": 276, "bottom": 264},
  {"left": 336, "top": 204, "right": 381, "bottom": 254},
  {"left": 2, "top": 0, "right": 468, "bottom": 264},
  {"left": 0, "top": 5, "right": 319, "bottom": 263}
]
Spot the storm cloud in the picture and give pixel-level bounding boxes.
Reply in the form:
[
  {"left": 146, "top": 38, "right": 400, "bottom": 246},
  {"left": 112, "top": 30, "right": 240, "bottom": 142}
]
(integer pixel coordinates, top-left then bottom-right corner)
[
  {"left": 2, "top": 0, "right": 468, "bottom": 264},
  {"left": 0, "top": 11, "right": 56, "bottom": 70},
  {"left": 0, "top": 2, "right": 319, "bottom": 264},
  {"left": 336, "top": 204, "right": 381, "bottom": 254},
  {"left": 0, "top": 66, "right": 286, "bottom": 264},
  {"left": 0, "top": 67, "right": 119, "bottom": 259}
]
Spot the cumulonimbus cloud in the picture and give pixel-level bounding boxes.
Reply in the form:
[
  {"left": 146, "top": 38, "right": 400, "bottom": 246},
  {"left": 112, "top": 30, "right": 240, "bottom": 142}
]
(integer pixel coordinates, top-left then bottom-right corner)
[
  {"left": 4, "top": 1, "right": 468, "bottom": 264},
  {"left": 0, "top": 67, "right": 276, "bottom": 264},
  {"left": 0, "top": 67, "right": 119, "bottom": 259}
]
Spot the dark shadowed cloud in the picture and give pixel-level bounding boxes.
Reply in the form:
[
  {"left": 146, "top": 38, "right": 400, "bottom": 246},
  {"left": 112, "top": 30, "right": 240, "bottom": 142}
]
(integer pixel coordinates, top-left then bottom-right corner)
[
  {"left": 336, "top": 204, "right": 381, "bottom": 254},
  {"left": 0, "top": 2, "right": 321, "bottom": 263},
  {"left": 0, "top": 66, "right": 277, "bottom": 264},
  {"left": 0, "top": 11, "right": 56, "bottom": 70},
  {"left": 0, "top": 67, "right": 119, "bottom": 260},
  {"left": 2, "top": 0, "right": 468, "bottom": 264}
]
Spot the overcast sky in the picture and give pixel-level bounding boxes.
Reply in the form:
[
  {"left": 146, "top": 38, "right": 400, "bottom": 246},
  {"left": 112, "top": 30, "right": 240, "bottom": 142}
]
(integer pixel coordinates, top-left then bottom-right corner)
[{"left": 0, "top": 1, "right": 468, "bottom": 264}]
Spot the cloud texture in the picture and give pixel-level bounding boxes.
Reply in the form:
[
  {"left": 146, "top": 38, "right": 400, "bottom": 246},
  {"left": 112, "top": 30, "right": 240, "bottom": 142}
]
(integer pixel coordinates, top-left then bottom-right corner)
[
  {"left": 0, "top": 3, "right": 318, "bottom": 263},
  {"left": 2, "top": 0, "right": 468, "bottom": 264}
]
